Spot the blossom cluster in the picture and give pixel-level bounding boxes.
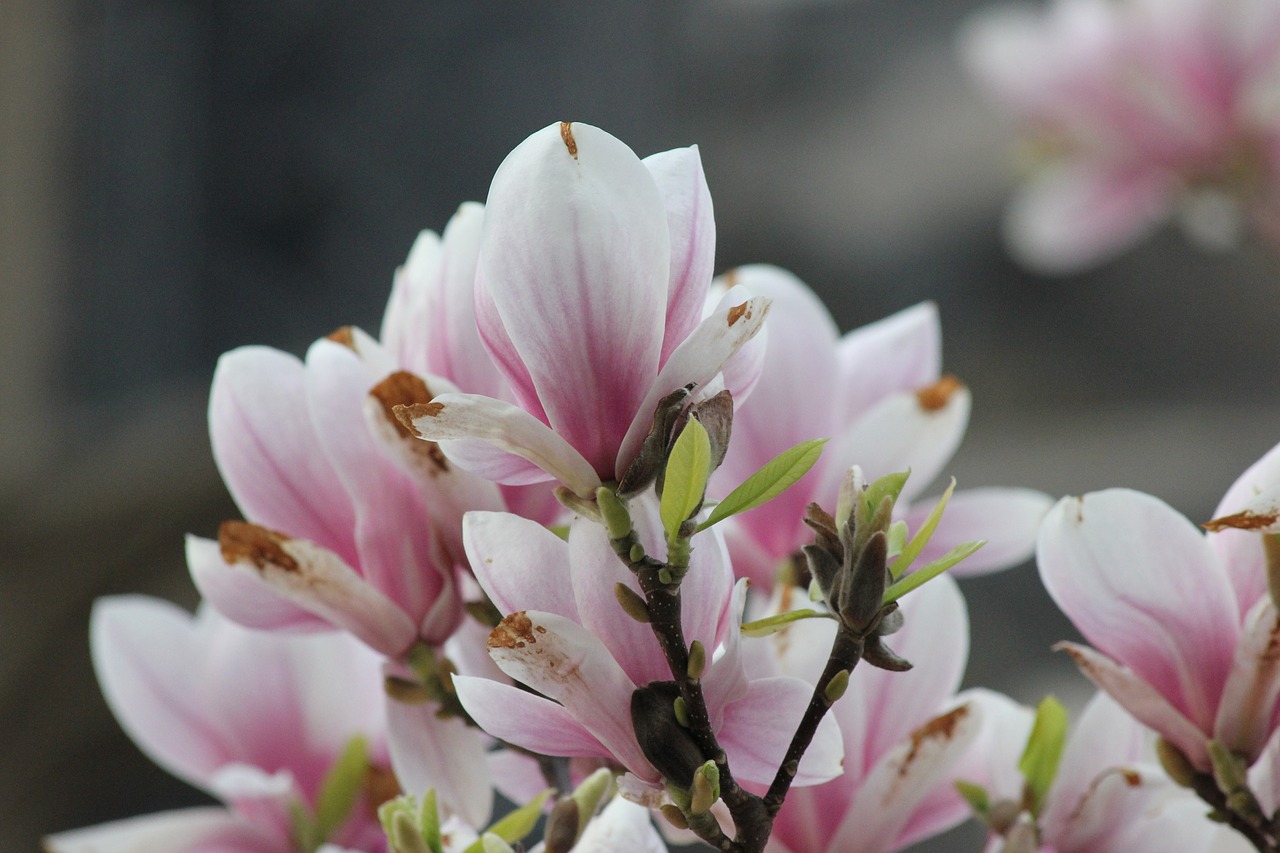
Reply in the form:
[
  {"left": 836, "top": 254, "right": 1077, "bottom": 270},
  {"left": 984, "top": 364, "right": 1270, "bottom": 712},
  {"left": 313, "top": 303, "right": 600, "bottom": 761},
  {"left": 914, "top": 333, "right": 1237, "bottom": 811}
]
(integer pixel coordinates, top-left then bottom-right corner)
[{"left": 48, "top": 117, "right": 1280, "bottom": 853}]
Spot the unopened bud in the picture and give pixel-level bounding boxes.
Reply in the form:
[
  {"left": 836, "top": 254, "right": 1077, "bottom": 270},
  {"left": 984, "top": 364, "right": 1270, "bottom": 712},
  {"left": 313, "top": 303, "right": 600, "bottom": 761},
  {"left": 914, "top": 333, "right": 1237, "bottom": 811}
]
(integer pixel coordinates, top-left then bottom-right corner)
[
  {"left": 660, "top": 804, "right": 689, "bottom": 829},
  {"left": 614, "top": 583, "right": 651, "bottom": 623},
  {"left": 390, "top": 811, "right": 433, "bottom": 853},
  {"left": 824, "top": 669, "right": 851, "bottom": 704},
  {"left": 596, "top": 487, "right": 633, "bottom": 541},
  {"left": 690, "top": 761, "right": 721, "bottom": 816},
  {"left": 543, "top": 797, "right": 581, "bottom": 853},
  {"left": 383, "top": 675, "right": 432, "bottom": 704},
  {"left": 687, "top": 640, "right": 706, "bottom": 680},
  {"left": 673, "top": 696, "right": 690, "bottom": 728},
  {"left": 1156, "top": 737, "right": 1197, "bottom": 788}
]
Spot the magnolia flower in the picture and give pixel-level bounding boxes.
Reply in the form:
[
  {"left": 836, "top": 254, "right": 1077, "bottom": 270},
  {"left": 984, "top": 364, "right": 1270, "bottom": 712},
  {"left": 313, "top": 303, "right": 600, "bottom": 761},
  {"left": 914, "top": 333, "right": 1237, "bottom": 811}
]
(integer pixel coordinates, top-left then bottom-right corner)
[
  {"left": 963, "top": 0, "right": 1280, "bottom": 272},
  {"left": 759, "top": 574, "right": 983, "bottom": 853},
  {"left": 712, "top": 265, "right": 1051, "bottom": 588},
  {"left": 47, "top": 596, "right": 395, "bottom": 852},
  {"left": 449, "top": 497, "right": 842, "bottom": 793},
  {"left": 1037, "top": 440, "right": 1280, "bottom": 772},
  {"left": 962, "top": 690, "right": 1247, "bottom": 853},
  {"left": 401, "top": 121, "right": 770, "bottom": 499},
  {"left": 190, "top": 324, "right": 508, "bottom": 658}
]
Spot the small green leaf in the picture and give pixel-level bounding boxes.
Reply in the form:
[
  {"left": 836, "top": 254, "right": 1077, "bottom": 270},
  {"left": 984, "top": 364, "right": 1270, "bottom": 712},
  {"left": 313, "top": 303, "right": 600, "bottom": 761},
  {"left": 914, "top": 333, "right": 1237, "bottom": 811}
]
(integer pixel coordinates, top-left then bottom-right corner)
[
  {"left": 1019, "top": 696, "right": 1068, "bottom": 816},
  {"left": 954, "top": 780, "right": 990, "bottom": 818},
  {"left": 314, "top": 735, "right": 369, "bottom": 843},
  {"left": 418, "top": 789, "right": 444, "bottom": 853},
  {"left": 740, "top": 608, "right": 837, "bottom": 638},
  {"left": 480, "top": 834, "right": 517, "bottom": 853},
  {"left": 463, "top": 789, "right": 552, "bottom": 852},
  {"left": 697, "top": 438, "right": 828, "bottom": 532},
  {"left": 881, "top": 540, "right": 985, "bottom": 605},
  {"left": 661, "top": 418, "right": 712, "bottom": 546},
  {"left": 547, "top": 523, "right": 571, "bottom": 541},
  {"left": 888, "top": 477, "right": 956, "bottom": 580},
  {"left": 859, "top": 470, "right": 910, "bottom": 527}
]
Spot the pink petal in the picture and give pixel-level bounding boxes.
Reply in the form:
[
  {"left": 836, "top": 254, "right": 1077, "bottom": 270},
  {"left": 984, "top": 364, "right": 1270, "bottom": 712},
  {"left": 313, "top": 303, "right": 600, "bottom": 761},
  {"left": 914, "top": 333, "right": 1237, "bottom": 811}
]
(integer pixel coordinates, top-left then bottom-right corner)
[
  {"left": 616, "top": 290, "right": 771, "bottom": 480},
  {"left": 186, "top": 535, "right": 331, "bottom": 633},
  {"left": 1057, "top": 642, "right": 1210, "bottom": 770},
  {"left": 305, "top": 339, "right": 460, "bottom": 643},
  {"left": 464, "top": 510, "right": 578, "bottom": 620},
  {"left": 385, "top": 696, "right": 493, "bottom": 828},
  {"left": 716, "top": 676, "right": 844, "bottom": 788},
  {"left": 45, "top": 808, "right": 281, "bottom": 853},
  {"left": 486, "top": 610, "right": 656, "bottom": 781},
  {"left": 380, "top": 227, "right": 442, "bottom": 377},
  {"left": 1216, "top": 597, "right": 1280, "bottom": 762},
  {"left": 405, "top": 392, "right": 600, "bottom": 498},
  {"left": 905, "top": 487, "right": 1053, "bottom": 578},
  {"left": 1004, "top": 162, "right": 1175, "bottom": 274},
  {"left": 830, "top": 702, "right": 982, "bottom": 852},
  {"left": 477, "top": 121, "right": 670, "bottom": 475},
  {"left": 90, "top": 596, "right": 235, "bottom": 790},
  {"left": 1038, "top": 490, "right": 1239, "bottom": 732},
  {"left": 208, "top": 346, "right": 358, "bottom": 566},
  {"left": 1209, "top": 440, "right": 1280, "bottom": 614},
  {"left": 644, "top": 146, "right": 715, "bottom": 364},
  {"left": 837, "top": 301, "right": 941, "bottom": 426},
  {"left": 817, "top": 381, "right": 971, "bottom": 508},
  {"left": 452, "top": 675, "right": 608, "bottom": 758},
  {"left": 574, "top": 797, "right": 667, "bottom": 852},
  {"left": 216, "top": 521, "right": 418, "bottom": 657}
]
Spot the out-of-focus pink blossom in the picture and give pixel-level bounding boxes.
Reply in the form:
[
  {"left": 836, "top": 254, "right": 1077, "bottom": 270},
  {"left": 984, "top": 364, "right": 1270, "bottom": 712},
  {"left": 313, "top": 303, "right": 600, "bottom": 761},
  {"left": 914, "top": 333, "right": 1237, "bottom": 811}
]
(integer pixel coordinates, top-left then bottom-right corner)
[
  {"left": 450, "top": 497, "right": 842, "bottom": 792},
  {"left": 712, "top": 265, "right": 1051, "bottom": 588},
  {"left": 962, "top": 690, "right": 1247, "bottom": 853},
  {"left": 1037, "top": 440, "right": 1280, "bottom": 772},
  {"left": 760, "top": 575, "right": 981, "bottom": 853},
  {"left": 402, "top": 121, "right": 770, "bottom": 498},
  {"left": 46, "top": 596, "right": 395, "bottom": 852},
  {"left": 963, "top": 0, "right": 1280, "bottom": 272}
]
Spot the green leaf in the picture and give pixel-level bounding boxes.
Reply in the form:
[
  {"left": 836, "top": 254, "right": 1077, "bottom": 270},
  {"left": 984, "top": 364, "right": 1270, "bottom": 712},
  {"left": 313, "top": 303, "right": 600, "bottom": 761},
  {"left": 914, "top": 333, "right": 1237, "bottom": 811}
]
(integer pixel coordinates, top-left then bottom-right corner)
[
  {"left": 418, "top": 789, "right": 444, "bottom": 853},
  {"left": 858, "top": 470, "right": 909, "bottom": 527},
  {"left": 547, "top": 523, "right": 571, "bottom": 541},
  {"left": 954, "top": 780, "right": 990, "bottom": 819},
  {"left": 1019, "top": 696, "right": 1069, "bottom": 816},
  {"left": 661, "top": 417, "right": 712, "bottom": 546},
  {"left": 888, "top": 477, "right": 956, "bottom": 580},
  {"left": 881, "top": 540, "right": 985, "bottom": 605},
  {"left": 464, "top": 789, "right": 552, "bottom": 851},
  {"left": 740, "top": 608, "right": 837, "bottom": 638},
  {"left": 314, "top": 735, "right": 368, "bottom": 843},
  {"left": 697, "top": 438, "right": 828, "bottom": 532}
]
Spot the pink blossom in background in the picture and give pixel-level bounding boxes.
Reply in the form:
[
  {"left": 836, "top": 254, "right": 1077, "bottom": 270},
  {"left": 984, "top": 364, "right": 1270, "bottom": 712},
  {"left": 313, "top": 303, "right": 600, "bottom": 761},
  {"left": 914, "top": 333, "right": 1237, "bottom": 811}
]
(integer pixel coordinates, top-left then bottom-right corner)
[
  {"left": 402, "top": 121, "right": 770, "bottom": 498},
  {"left": 450, "top": 497, "right": 843, "bottom": 793},
  {"left": 712, "top": 264, "right": 1051, "bottom": 589},
  {"left": 1037, "top": 439, "right": 1280, "bottom": 772},
  {"left": 962, "top": 690, "right": 1247, "bottom": 853},
  {"left": 962, "top": 0, "right": 1280, "bottom": 272},
  {"left": 47, "top": 597, "right": 394, "bottom": 853},
  {"left": 759, "top": 575, "right": 981, "bottom": 853}
]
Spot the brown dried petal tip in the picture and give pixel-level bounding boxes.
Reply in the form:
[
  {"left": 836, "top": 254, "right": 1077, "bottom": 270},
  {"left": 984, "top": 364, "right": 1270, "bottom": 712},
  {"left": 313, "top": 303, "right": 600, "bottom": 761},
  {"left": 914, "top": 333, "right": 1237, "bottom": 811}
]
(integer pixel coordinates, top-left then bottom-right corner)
[
  {"left": 916, "top": 375, "right": 964, "bottom": 412},
  {"left": 218, "top": 520, "right": 298, "bottom": 573}
]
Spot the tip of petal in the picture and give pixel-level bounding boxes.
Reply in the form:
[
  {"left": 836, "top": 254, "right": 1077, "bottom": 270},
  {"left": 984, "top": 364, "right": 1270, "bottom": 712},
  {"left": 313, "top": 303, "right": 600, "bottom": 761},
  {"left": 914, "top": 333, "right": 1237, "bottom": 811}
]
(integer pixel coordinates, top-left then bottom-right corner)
[
  {"left": 1204, "top": 509, "right": 1280, "bottom": 532},
  {"left": 218, "top": 520, "right": 298, "bottom": 573},
  {"left": 326, "top": 326, "right": 357, "bottom": 349},
  {"left": 560, "top": 121, "right": 578, "bottom": 159},
  {"left": 915, "top": 375, "right": 965, "bottom": 412},
  {"left": 394, "top": 401, "right": 445, "bottom": 438},
  {"left": 374, "top": 373, "right": 450, "bottom": 470},
  {"left": 489, "top": 611, "right": 544, "bottom": 649},
  {"left": 902, "top": 703, "right": 971, "bottom": 775}
]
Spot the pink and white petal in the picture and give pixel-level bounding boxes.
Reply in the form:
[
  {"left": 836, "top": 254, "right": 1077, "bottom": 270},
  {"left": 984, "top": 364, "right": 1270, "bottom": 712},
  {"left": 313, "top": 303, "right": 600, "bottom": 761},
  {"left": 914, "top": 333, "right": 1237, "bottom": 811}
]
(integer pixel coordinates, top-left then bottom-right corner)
[
  {"left": 848, "top": 575, "right": 970, "bottom": 764},
  {"left": 406, "top": 393, "right": 600, "bottom": 498},
  {"left": 701, "top": 580, "right": 754, "bottom": 728},
  {"left": 837, "top": 301, "right": 942, "bottom": 427},
  {"left": 830, "top": 701, "right": 982, "bottom": 853},
  {"left": 905, "top": 487, "right": 1053, "bottom": 578},
  {"left": 947, "top": 688, "right": 1034, "bottom": 802},
  {"left": 208, "top": 346, "right": 357, "bottom": 565},
  {"left": 1040, "top": 691, "right": 1152, "bottom": 845},
  {"left": 1210, "top": 440, "right": 1280, "bottom": 614},
  {"left": 571, "top": 797, "right": 667, "bottom": 853},
  {"left": 1049, "top": 763, "right": 1172, "bottom": 852},
  {"left": 452, "top": 675, "right": 608, "bottom": 758},
  {"left": 217, "top": 522, "right": 418, "bottom": 657},
  {"left": 1038, "top": 491, "right": 1239, "bottom": 731},
  {"left": 1004, "top": 162, "right": 1175, "bottom": 275},
  {"left": 45, "top": 808, "right": 282, "bottom": 853},
  {"left": 716, "top": 675, "right": 844, "bottom": 788},
  {"left": 1249, "top": 727, "right": 1280, "bottom": 818},
  {"left": 305, "top": 339, "right": 459, "bottom": 642},
  {"left": 464, "top": 511, "right": 578, "bottom": 620},
  {"left": 386, "top": 696, "right": 493, "bottom": 828},
  {"left": 90, "top": 596, "right": 235, "bottom": 790},
  {"left": 817, "top": 382, "right": 971, "bottom": 508},
  {"left": 478, "top": 121, "right": 670, "bottom": 473},
  {"left": 1100, "top": 794, "right": 1252, "bottom": 853},
  {"left": 485, "top": 611, "right": 656, "bottom": 781},
  {"left": 186, "top": 535, "right": 332, "bottom": 633},
  {"left": 644, "top": 146, "right": 715, "bottom": 364},
  {"left": 568, "top": 516, "right": 672, "bottom": 687},
  {"left": 205, "top": 764, "right": 296, "bottom": 836},
  {"left": 1057, "top": 642, "right": 1210, "bottom": 770},
  {"left": 1215, "top": 598, "right": 1280, "bottom": 762},
  {"left": 616, "top": 290, "right": 771, "bottom": 480},
  {"left": 486, "top": 748, "right": 552, "bottom": 809},
  {"left": 720, "top": 517, "right": 786, "bottom": 589},
  {"left": 381, "top": 228, "right": 442, "bottom": 375}
]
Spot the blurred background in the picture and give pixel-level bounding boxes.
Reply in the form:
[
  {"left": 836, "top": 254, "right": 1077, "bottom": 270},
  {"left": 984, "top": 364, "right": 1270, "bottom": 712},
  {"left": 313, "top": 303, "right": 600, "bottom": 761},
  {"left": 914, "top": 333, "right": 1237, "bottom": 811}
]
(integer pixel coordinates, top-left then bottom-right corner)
[{"left": 5, "top": 1, "right": 1279, "bottom": 850}]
